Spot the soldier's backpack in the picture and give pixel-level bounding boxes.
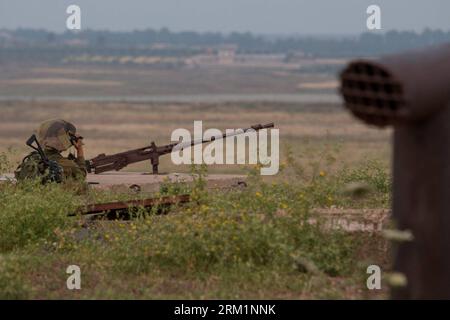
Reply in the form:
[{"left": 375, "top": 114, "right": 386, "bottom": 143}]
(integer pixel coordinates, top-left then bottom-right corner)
[
  {"left": 15, "top": 151, "right": 63, "bottom": 184},
  {"left": 14, "top": 135, "right": 64, "bottom": 184}
]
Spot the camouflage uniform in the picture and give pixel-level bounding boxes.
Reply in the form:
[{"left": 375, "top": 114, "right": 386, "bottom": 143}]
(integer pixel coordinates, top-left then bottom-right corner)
[
  {"left": 45, "top": 148, "right": 87, "bottom": 181},
  {"left": 15, "top": 119, "right": 87, "bottom": 182}
]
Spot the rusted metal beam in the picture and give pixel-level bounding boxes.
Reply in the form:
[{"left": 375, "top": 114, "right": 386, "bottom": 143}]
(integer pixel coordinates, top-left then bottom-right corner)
[
  {"left": 340, "top": 43, "right": 450, "bottom": 299},
  {"left": 72, "top": 194, "right": 190, "bottom": 216}
]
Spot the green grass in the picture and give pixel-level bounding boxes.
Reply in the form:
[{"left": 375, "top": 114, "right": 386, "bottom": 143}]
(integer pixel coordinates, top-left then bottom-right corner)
[{"left": 0, "top": 148, "right": 391, "bottom": 299}]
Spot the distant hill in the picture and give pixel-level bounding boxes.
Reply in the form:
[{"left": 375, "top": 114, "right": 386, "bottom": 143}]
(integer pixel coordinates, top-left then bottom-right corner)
[{"left": 0, "top": 28, "right": 449, "bottom": 63}]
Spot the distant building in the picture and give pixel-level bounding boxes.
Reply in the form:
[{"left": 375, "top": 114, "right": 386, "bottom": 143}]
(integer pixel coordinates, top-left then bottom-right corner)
[
  {"left": 63, "top": 39, "right": 88, "bottom": 47},
  {"left": 283, "top": 51, "right": 308, "bottom": 63},
  {"left": 217, "top": 45, "right": 237, "bottom": 65}
]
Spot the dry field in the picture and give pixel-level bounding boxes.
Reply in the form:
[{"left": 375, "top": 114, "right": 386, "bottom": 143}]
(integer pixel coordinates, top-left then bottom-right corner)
[{"left": 0, "top": 64, "right": 337, "bottom": 96}]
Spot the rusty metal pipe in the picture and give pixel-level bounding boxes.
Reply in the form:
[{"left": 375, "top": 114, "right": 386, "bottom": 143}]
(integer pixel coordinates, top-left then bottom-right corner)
[
  {"left": 340, "top": 43, "right": 450, "bottom": 299},
  {"left": 71, "top": 194, "right": 190, "bottom": 217},
  {"left": 340, "top": 44, "right": 450, "bottom": 127}
]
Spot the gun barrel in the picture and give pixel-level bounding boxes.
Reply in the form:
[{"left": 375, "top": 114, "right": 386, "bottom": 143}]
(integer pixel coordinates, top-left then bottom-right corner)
[
  {"left": 87, "top": 122, "right": 275, "bottom": 174},
  {"left": 173, "top": 122, "right": 275, "bottom": 151}
]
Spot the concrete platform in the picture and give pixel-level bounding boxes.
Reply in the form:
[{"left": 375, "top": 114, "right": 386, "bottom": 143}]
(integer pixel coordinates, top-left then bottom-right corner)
[
  {"left": 310, "top": 208, "right": 390, "bottom": 232},
  {"left": 1, "top": 172, "right": 247, "bottom": 194},
  {"left": 87, "top": 172, "right": 247, "bottom": 193}
]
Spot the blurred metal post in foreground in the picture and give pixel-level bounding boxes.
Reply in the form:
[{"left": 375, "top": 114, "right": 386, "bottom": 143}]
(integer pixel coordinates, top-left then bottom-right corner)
[{"left": 339, "top": 44, "right": 450, "bottom": 299}]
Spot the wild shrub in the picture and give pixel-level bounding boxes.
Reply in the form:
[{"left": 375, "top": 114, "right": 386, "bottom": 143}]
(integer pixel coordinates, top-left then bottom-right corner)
[{"left": 0, "top": 180, "right": 79, "bottom": 252}]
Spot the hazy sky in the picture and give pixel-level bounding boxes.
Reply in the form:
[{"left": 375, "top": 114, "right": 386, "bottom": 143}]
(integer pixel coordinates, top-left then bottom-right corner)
[{"left": 0, "top": 0, "right": 449, "bottom": 35}]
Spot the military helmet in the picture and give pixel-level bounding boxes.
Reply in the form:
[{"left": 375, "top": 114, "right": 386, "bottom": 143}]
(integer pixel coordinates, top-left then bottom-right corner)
[{"left": 37, "top": 119, "right": 77, "bottom": 152}]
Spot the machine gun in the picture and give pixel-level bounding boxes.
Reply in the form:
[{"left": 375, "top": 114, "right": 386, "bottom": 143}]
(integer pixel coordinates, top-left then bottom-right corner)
[{"left": 86, "top": 123, "right": 274, "bottom": 174}]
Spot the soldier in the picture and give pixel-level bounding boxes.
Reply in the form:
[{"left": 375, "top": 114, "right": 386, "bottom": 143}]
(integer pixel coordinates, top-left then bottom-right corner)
[{"left": 15, "top": 119, "right": 87, "bottom": 182}]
